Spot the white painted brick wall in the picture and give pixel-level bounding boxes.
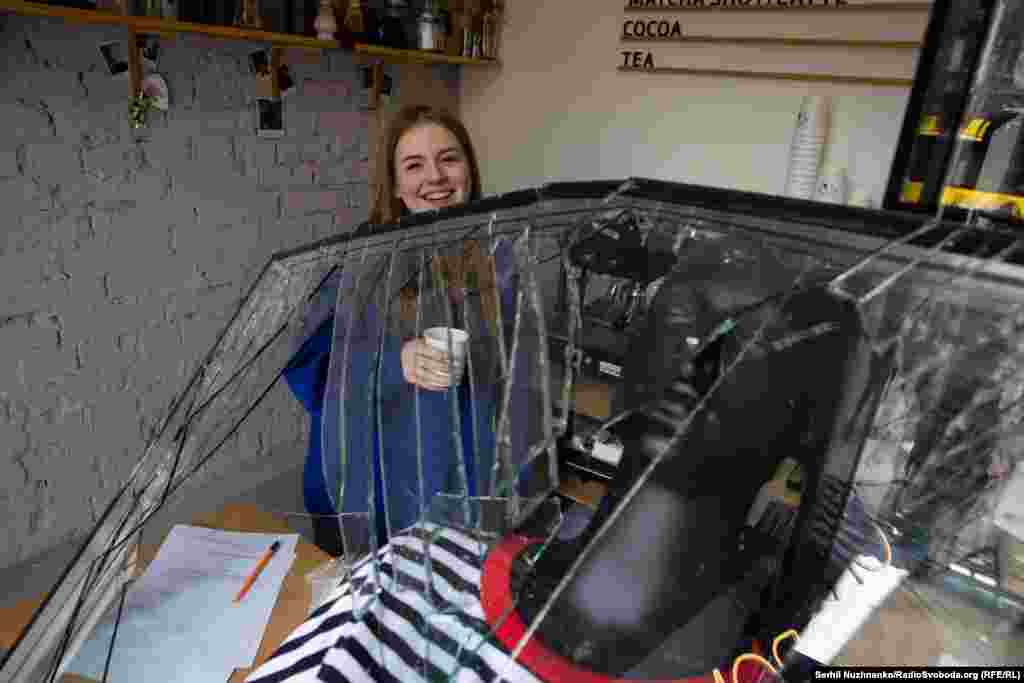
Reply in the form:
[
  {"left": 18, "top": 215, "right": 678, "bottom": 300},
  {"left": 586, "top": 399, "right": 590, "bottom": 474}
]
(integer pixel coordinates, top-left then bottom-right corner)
[{"left": 0, "top": 15, "right": 377, "bottom": 571}]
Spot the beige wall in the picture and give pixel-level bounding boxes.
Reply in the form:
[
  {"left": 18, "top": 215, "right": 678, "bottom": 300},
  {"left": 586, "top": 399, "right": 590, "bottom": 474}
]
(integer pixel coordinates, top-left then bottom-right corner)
[{"left": 461, "top": 0, "right": 930, "bottom": 204}]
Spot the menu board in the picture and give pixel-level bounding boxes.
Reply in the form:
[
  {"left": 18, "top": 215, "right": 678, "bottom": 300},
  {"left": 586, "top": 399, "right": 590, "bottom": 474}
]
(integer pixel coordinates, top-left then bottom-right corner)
[{"left": 618, "top": 0, "right": 933, "bottom": 85}]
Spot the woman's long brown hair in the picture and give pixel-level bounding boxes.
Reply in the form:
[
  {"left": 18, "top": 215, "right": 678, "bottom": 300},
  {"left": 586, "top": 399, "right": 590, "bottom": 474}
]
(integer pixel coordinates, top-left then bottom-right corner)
[
  {"left": 369, "top": 105, "right": 498, "bottom": 334},
  {"left": 398, "top": 240, "right": 501, "bottom": 337}
]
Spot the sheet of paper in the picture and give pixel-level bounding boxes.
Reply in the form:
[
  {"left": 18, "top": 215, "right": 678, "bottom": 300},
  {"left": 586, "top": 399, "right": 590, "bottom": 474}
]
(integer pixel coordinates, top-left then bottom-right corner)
[{"left": 67, "top": 525, "right": 298, "bottom": 683}]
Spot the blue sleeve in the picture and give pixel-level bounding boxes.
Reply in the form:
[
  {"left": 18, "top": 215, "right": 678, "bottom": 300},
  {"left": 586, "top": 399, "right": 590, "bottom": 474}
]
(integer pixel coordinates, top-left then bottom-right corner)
[{"left": 283, "top": 316, "right": 334, "bottom": 415}]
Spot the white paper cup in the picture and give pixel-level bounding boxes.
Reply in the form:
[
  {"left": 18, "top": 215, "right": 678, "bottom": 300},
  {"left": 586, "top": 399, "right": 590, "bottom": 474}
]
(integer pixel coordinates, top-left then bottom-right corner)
[{"left": 424, "top": 327, "right": 469, "bottom": 383}]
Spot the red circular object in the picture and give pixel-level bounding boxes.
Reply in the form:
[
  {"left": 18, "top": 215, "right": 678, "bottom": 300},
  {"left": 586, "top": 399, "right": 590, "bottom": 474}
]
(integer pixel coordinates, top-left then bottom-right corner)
[{"left": 479, "top": 534, "right": 761, "bottom": 683}]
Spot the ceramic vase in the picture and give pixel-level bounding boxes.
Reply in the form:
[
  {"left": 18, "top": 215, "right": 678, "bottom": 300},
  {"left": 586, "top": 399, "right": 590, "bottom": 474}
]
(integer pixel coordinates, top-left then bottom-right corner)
[
  {"left": 236, "top": 0, "right": 263, "bottom": 28},
  {"left": 314, "top": 0, "right": 338, "bottom": 40}
]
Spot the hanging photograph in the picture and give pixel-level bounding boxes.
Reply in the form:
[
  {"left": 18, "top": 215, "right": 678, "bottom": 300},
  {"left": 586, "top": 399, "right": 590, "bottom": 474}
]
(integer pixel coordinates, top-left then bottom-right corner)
[
  {"left": 256, "top": 98, "right": 284, "bottom": 138},
  {"left": 249, "top": 48, "right": 270, "bottom": 76},
  {"left": 97, "top": 40, "right": 129, "bottom": 78},
  {"left": 140, "top": 35, "right": 161, "bottom": 67}
]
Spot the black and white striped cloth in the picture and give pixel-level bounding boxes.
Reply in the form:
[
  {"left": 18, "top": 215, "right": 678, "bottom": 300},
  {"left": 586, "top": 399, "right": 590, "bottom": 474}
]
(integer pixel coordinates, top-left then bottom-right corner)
[{"left": 244, "top": 524, "right": 543, "bottom": 683}]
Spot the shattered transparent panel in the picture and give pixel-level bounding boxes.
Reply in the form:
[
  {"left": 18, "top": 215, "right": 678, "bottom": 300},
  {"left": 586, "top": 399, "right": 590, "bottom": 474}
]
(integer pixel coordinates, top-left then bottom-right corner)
[{"left": 8, "top": 173, "right": 1024, "bottom": 683}]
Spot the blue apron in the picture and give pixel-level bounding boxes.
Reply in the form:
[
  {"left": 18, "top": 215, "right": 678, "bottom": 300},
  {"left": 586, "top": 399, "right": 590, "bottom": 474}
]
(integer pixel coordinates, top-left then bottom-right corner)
[{"left": 284, "top": 238, "right": 528, "bottom": 547}]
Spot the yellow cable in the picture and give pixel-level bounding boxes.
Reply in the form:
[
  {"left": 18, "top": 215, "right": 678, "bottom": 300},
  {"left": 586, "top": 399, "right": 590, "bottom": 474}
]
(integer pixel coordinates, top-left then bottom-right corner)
[
  {"left": 771, "top": 629, "right": 799, "bottom": 668},
  {"left": 873, "top": 521, "right": 893, "bottom": 568},
  {"left": 714, "top": 668, "right": 728, "bottom": 683},
  {"left": 853, "top": 520, "right": 894, "bottom": 572},
  {"left": 731, "top": 652, "right": 778, "bottom": 683}
]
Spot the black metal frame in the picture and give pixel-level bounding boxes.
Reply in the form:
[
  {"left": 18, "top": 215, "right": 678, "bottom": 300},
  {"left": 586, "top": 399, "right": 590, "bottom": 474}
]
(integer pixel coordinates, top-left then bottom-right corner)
[{"left": 882, "top": 0, "right": 997, "bottom": 216}]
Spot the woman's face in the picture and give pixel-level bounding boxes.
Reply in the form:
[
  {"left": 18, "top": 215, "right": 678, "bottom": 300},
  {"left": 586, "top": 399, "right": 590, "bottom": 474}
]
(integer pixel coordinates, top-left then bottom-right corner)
[{"left": 393, "top": 123, "right": 471, "bottom": 213}]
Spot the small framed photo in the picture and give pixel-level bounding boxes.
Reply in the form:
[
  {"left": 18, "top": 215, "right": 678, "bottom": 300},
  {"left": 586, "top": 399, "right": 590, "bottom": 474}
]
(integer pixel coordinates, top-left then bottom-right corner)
[
  {"left": 249, "top": 49, "right": 270, "bottom": 76},
  {"left": 256, "top": 98, "right": 284, "bottom": 138},
  {"left": 98, "top": 41, "right": 129, "bottom": 78},
  {"left": 99, "top": 39, "right": 158, "bottom": 78},
  {"left": 140, "top": 35, "right": 161, "bottom": 65}
]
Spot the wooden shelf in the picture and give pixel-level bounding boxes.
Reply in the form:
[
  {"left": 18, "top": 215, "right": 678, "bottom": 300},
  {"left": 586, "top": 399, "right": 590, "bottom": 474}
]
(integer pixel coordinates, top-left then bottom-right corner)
[
  {"left": 618, "top": 64, "right": 912, "bottom": 86},
  {"left": 621, "top": 35, "right": 921, "bottom": 49},
  {"left": 354, "top": 43, "right": 499, "bottom": 66},
  {"left": 623, "top": 1, "right": 931, "bottom": 10},
  {"left": 0, "top": 0, "right": 500, "bottom": 66}
]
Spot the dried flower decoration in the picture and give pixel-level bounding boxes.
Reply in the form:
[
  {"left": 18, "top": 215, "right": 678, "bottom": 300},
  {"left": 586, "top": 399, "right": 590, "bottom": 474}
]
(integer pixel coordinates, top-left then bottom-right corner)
[{"left": 129, "top": 92, "right": 158, "bottom": 129}]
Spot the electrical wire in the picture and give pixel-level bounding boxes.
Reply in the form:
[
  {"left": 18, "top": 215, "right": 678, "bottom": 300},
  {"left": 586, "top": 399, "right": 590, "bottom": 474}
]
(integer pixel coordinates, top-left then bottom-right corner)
[
  {"left": 771, "top": 629, "right": 800, "bottom": 669},
  {"left": 851, "top": 519, "right": 894, "bottom": 572},
  {"left": 732, "top": 653, "right": 778, "bottom": 683},
  {"left": 873, "top": 520, "right": 893, "bottom": 567},
  {"left": 712, "top": 632, "right": 791, "bottom": 683}
]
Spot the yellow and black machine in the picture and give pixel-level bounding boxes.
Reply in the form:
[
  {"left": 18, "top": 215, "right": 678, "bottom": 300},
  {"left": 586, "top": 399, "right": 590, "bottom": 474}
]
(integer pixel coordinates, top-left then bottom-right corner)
[
  {"left": 883, "top": 0, "right": 1003, "bottom": 217},
  {"left": 888, "top": 0, "right": 1024, "bottom": 225},
  {"left": 938, "top": 108, "right": 1024, "bottom": 221}
]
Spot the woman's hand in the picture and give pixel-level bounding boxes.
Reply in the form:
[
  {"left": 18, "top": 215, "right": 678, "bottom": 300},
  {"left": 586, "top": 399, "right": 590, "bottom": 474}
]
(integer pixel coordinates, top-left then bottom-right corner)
[{"left": 401, "top": 338, "right": 455, "bottom": 391}]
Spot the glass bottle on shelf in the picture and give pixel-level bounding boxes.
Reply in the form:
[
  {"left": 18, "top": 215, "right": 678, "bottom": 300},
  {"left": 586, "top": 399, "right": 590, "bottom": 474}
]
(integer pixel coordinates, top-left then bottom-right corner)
[
  {"left": 343, "top": 0, "right": 366, "bottom": 41},
  {"left": 417, "top": 1, "right": 443, "bottom": 51},
  {"left": 313, "top": 0, "right": 336, "bottom": 39},
  {"left": 176, "top": 0, "right": 198, "bottom": 21},
  {"left": 493, "top": 0, "right": 503, "bottom": 58},
  {"left": 283, "top": 0, "right": 296, "bottom": 33},
  {"left": 435, "top": 0, "right": 449, "bottom": 53},
  {"left": 446, "top": 0, "right": 465, "bottom": 57},
  {"left": 401, "top": 0, "right": 419, "bottom": 50},
  {"left": 481, "top": 0, "right": 497, "bottom": 59},
  {"left": 236, "top": 0, "right": 264, "bottom": 29},
  {"left": 303, "top": 0, "right": 318, "bottom": 35},
  {"left": 379, "top": 0, "right": 410, "bottom": 49},
  {"left": 463, "top": 0, "right": 479, "bottom": 57},
  {"left": 336, "top": 22, "right": 357, "bottom": 47},
  {"left": 135, "top": 0, "right": 161, "bottom": 17},
  {"left": 191, "top": 0, "right": 237, "bottom": 26},
  {"left": 95, "top": 0, "right": 126, "bottom": 13},
  {"left": 471, "top": 0, "right": 485, "bottom": 57}
]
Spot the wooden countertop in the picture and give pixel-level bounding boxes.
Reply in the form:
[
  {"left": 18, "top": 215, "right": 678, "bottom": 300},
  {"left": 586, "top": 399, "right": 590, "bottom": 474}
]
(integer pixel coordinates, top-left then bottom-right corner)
[{"left": 0, "top": 503, "right": 331, "bottom": 683}]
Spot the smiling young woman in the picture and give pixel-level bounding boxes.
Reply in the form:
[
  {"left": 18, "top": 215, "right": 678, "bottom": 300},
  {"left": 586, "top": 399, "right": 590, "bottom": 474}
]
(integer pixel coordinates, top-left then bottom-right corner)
[
  {"left": 285, "top": 104, "right": 519, "bottom": 557},
  {"left": 367, "top": 105, "right": 502, "bottom": 391}
]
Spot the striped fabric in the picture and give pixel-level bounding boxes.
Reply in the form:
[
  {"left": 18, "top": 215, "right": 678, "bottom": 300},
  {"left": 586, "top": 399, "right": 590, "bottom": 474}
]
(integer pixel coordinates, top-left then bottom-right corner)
[{"left": 245, "top": 524, "right": 543, "bottom": 683}]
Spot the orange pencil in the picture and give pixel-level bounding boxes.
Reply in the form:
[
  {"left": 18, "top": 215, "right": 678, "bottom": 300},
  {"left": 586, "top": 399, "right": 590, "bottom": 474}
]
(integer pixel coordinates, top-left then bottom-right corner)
[{"left": 234, "top": 540, "right": 281, "bottom": 604}]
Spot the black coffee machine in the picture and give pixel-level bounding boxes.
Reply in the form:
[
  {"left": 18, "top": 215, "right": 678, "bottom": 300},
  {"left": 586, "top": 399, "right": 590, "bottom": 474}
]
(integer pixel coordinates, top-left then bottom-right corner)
[
  {"left": 513, "top": 277, "right": 892, "bottom": 679},
  {"left": 549, "top": 208, "right": 678, "bottom": 482}
]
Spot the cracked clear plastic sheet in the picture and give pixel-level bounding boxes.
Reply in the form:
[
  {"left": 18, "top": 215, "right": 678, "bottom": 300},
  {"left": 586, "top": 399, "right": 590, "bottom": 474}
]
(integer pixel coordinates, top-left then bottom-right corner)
[
  {"left": 6, "top": 183, "right": 1024, "bottom": 683},
  {"left": 1, "top": 188, "right": 1021, "bottom": 683},
  {"left": 253, "top": 192, "right": 1024, "bottom": 682},
  {"left": 6, "top": 124, "right": 1024, "bottom": 683}
]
